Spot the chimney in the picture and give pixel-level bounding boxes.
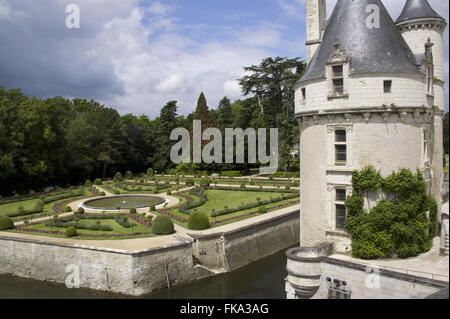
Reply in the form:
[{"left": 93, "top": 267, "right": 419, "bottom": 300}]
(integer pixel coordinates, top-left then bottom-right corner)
[{"left": 305, "top": 0, "right": 326, "bottom": 64}]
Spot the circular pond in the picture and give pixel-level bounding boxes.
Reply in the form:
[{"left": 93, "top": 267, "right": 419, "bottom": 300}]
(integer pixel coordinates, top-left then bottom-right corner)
[{"left": 83, "top": 195, "right": 165, "bottom": 210}]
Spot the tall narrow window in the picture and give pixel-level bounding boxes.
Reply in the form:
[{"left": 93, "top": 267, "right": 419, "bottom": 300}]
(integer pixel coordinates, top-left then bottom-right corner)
[
  {"left": 335, "top": 130, "right": 347, "bottom": 165},
  {"left": 384, "top": 80, "right": 392, "bottom": 93},
  {"left": 332, "top": 65, "right": 344, "bottom": 96},
  {"left": 423, "top": 130, "right": 430, "bottom": 163},
  {"left": 335, "top": 189, "right": 347, "bottom": 230},
  {"left": 301, "top": 88, "right": 306, "bottom": 100}
]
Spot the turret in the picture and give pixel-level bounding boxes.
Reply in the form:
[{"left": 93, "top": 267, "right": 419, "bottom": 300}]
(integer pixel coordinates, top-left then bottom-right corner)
[
  {"left": 396, "top": 0, "right": 447, "bottom": 109},
  {"left": 305, "top": 0, "right": 326, "bottom": 64}
]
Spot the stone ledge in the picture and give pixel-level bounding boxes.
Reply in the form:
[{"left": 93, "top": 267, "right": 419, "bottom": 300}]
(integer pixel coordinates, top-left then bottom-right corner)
[
  {"left": 0, "top": 234, "right": 192, "bottom": 256},
  {"left": 187, "top": 207, "right": 300, "bottom": 240},
  {"left": 323, "top": 257, "right": 449, "bottom": 289}
]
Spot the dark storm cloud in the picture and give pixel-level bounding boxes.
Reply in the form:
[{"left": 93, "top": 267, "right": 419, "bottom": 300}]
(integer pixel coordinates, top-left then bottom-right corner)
[{"left": 0, "top": 0, "right": 125, "bottom": 100}]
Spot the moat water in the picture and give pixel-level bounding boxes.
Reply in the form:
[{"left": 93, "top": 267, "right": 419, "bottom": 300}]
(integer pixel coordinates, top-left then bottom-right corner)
[{"left": 0, "top": 249, "right": 288, "bottom": 299}]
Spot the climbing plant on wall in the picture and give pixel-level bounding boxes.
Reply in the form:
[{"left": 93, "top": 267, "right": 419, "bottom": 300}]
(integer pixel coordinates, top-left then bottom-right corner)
[{"left": 345, "top": 166, "right": 438, "bottom": 260}]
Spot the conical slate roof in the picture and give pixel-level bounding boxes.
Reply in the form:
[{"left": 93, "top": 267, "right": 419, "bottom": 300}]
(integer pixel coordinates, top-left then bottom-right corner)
[
  {"left": 396, "top": 0, "right": 444, "bottom": 24},
  {"left": 299, "top": 0, "right": 421, "bottom": 84}
]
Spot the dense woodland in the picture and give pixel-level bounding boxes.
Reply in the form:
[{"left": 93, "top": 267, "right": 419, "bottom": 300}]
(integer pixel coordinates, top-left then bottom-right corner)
[
  {"left": 1, "top": 56, "right": 448, "bottom": 196},
  {"left": 0, "top": 57, "right": 306, "bottom": 195}
]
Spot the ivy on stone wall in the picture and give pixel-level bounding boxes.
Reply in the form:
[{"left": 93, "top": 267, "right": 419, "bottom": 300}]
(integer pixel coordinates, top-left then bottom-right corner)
[{"left": 345, "top": 166, "right": 438, "bottom": 260}]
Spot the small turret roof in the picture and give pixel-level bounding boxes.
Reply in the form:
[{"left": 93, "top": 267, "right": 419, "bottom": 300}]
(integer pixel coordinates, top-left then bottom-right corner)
[
  {"left": 299, "top": 0, "right": 421, "bottom": 84},
  {"left": 396, "top": 0, "right": 444, "bottom": 24}
]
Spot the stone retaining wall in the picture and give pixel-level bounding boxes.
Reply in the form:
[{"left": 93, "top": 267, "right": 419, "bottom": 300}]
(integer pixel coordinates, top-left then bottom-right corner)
[
  {"left": 0, "top": 208, "right": 300, "bottom": 296},
  {"left": 189, "top": 209, "right": 300, "bottom": 271}
]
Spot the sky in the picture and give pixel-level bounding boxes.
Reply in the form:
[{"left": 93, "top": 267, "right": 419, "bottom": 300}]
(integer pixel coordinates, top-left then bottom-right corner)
[{"left": 0, "top": 0, "right": 448, "bottom": 117}]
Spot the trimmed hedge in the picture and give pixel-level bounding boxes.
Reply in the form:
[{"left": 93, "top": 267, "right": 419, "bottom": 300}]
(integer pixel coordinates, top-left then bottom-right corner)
[
  {"left": 94, "top": 178, "right": 102, "bottom": 185},
  {"left": 220, "top": 171, "right": 241, "bottom": 177},
  {"left": 0, "top": 216, "right": 14, "bottom": 230},
  {"left": 114, "top": 215, "right": 132, "bottom": 228},
  {"left": 188, "top": 212, "right": 210, "bottom": 230},
  {"left": 185, "top": 178, "right": 195, "bottom": 186},
  {"left": 66, "top": 227, "right": 77, "bottom": 238},
  {"left": 179, "top": 191, "right": 208, "bottom": 214},
  {"left": 152, "top": 215, "right": 175, "bottom": 235}
]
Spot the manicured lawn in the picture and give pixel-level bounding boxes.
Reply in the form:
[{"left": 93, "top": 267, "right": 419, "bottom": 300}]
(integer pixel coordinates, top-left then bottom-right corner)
[
  {"left": 195, "top": 190, "right": 285, "bottom": 215},
  {"left": 0, "top": 188, "right": 92, "bottom": 220},
  {"left": 11, "top": 215, "right": 154, "bottom": 240},
  {"left": 26, "top": 218, "right": 151, "bottom": 235},
  {"left": 0, "top": 198, "right": 40, "bottom": 216},
  {"left": 210, "top": 197, "right": 299, "bottom": 228},
  {"left": 155, "top": 189, "right": 298, "bottom": 228}
]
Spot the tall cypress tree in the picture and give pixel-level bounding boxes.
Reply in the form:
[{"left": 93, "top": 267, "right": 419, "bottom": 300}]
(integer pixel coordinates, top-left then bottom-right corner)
[
  {"left": 217, "top": 96, "right": 233, "bottom": 131},
  {"left": 154, "top": 101, "right": 178, "bottom": 171},
  {"left": 190, "top": 93, "right": 215, "bottom": 170}
]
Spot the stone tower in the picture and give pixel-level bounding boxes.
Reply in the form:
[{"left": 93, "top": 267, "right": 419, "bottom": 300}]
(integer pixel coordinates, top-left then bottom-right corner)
[
  {"left": 306, "top": 0, "right": 326, "bottom": 63},
  {"left": 285, "top": 0, "right": 446, "bottom": 299}
]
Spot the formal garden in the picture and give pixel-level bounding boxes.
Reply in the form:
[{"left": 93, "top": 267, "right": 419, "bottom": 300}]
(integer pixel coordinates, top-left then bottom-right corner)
[{"left": 0, "top": 170, "right": 300, "bottom": 240}]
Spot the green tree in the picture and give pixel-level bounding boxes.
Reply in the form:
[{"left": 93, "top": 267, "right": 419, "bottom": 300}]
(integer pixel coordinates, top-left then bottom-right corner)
[
  {"left": 216, "top": 96, "right": 233, "bottom": 130},
  {"left": 153, "top": 101, "right": 178, "bottom": 171},
  {"left": 238, "top": 57, "right": 306, "bottom": 172}
]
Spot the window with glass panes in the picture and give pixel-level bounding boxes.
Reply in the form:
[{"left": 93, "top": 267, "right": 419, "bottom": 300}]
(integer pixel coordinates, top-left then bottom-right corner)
[
  {"left": 332, "top": 65, "right": 344, "bottom": 96},
  {"left": 335, "top": 130, "right": 347, "bottom": 164},
  {"left": 335, "top": 189, "right": 347, "bottom": 230}
]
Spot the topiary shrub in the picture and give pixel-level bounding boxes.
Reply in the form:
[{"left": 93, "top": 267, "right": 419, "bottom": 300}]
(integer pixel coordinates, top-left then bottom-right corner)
[
  {"left": 66, "top": 227, "right": 78, "bottom": 238},
  {"left": 0, "top": 216, "right": 14, "bottom": 231},
  {"left": 114, "top": 172, "right": 123, "bottom": 181},
  {"left": 200, "top": 178, "right": 211, "bottom": 187},
  {"left": 152, "top": 215, "right": 175, "bottom": 235},
  {"left": 149, "top": 204, "right": 156, "bottom": 212},
  {"left": 85, "top": 180, "right": 92, "bottom": 187},
  {"left": 125, "top": 171, "right": 133, "bottom": 179},
  {"left": 188, "top": 212, "right": 210, "bottom": 230},
  {"left": 185, "top": 178, "right": 195, "bottom": 186},
  {"left": 258, "top": 207, "right": 268, "bottom": 214},
  {"left": 94, "top": 178, "right": 102, "bottom": 185},
  {"left": 130, "top": 207, "right": 137, "bottom": 214},
  {"left": 64, "top": 206, "right": 72, "bottom": 213},
  {"left": 147, "top": 168, "right": 154, "bottom": 176},
  {"left": 77, "top": 207, "right": 85, "bottom": 214}
]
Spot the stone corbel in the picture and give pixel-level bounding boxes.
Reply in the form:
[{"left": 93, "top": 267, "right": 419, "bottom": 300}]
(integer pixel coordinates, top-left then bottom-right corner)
[
  {"left": 313, "top": 115, "right": 320, "bottom": 125},
  {"left": 382, "top": 112, "right": 391, "bottom": 122},
  {"left": 362, "top": 113, "right": 371, "bottom": 123},
  {"left": 398, "top": 111, "right": 408, "bottom": 122},
  {"left": 327, "top": 115, "right": 335, "bottom": 123},
  {"left": 413, "top": 110, "right": 422, "bottom": 123},
  {"left": 344, "top": 114, "right": 352, "bottom": 123}
]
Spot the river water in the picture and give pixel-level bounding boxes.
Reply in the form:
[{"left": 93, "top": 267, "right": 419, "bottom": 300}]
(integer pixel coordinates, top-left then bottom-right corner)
[{"left": 0, "top": 249, "right": 291, "bottom": 299}]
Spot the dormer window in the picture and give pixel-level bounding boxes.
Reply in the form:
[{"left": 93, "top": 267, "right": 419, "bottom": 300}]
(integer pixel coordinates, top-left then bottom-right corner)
[
  {"left": 333, "top": 65, "right": 343, "bottom": 78},
  {"left": 332, "top": 65, "right": 344, "bottom": 96},
  {"left": 384, "top": 80, "right": 392, "bottom": 93},
  {"left": 326, "top": 38, "right": 349, "bottom": 100}
]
